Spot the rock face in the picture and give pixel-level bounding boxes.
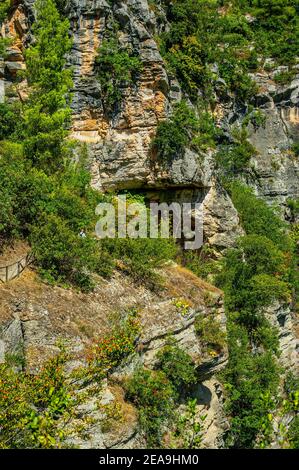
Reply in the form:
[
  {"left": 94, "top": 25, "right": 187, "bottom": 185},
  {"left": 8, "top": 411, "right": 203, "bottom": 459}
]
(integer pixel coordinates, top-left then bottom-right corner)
[
  {"left": 248, "top": 73, "right": 299, "bottom": 214},
  {"left": 215, "top": 68, "right": 299, "bottom": 213},
  {"left": 0, "top": 0, "right": 298, "bottom": 450},
  {"left": 2, "top": 1, "right": 299, "bottom": 215},
  {"left": 265, "top": 301, "right": 299, "bottom": 373},
  {"left": 0, "top": 265, "right": 228, "bottom": 449},
  {"left": 1, "top": 0, "right": 244, "bottom": 253}
]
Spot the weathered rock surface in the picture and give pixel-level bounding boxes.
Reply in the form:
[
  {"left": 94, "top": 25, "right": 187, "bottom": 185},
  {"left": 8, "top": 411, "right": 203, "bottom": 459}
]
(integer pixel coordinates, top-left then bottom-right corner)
[
  {"left": 265, "top": 301, "right": 299, "bottom": 373},
  {"left": 248, "top": 73, "right": 299, "bottom": 213},
  {"left": 0, "top": 0, "right": 298, "bottom": 450},
  {"left": 0, "top": 265, "right": 228, "bottom": 448},
  {"left": 0, "top": 0, "right": 245, "bottom": 252}
]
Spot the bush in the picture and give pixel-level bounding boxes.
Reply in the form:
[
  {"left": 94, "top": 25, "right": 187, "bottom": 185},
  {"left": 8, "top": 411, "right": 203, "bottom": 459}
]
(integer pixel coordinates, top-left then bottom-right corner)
[
  {"left": 95, "top": 37, "right": 142, "bottom": 114},
  {"left": 291, "top": 143, "right": 299, "bottom": 157},
  {"left": 229, "top": 181, "right": 289, "bottom": 249},
  {"left": 0, "top": 351, "right": 73, "bottom": 449},
  {"left": 0, "top": 0, "right": 9, "bottom": 23},
  {"left": 218, "top": 234, "right": 288, "bottom": 317},
  {"left": 20, "top": 0, "right": 73, "bottom": 173},
  {"left": 125, "top": 368, "right": 176, "bottom": 447},
  {"left": 215, "top": 179, "right": 295, "bottom": 447},
  {"left": 194, "top": 314, "right": 226, "bottom": 355},
  {"left": 92, "top": 310, "right": 141, "bottom": 377},
  {"left": 156, "top": 343, "right": 197, "bottom": 394},
  {"left": 216, "top": 128, "right": 256, "bottom": 175},
  {"left": 152, "top": 100, "right": 217, "bottom": 164},
  {"left": 101, "top": 236, "right": 177, "bottom": 289},
  {"left": 30, "top": 213, "right": 100, "bottom": 291},
  {"left": 184, "top": 246, "right": 221, "bottom": 282},
  {"left": 152, "top": 101, "right": 199, "bottom": 163},
  {"left": 220, "top": 323, "right": 280, "bottom": 448},
  {"left": 288, "top": 417, "right": 299, "bottom": 449},
  {"left": 0, "top": 102, "right": 20, "bottom": 140}
]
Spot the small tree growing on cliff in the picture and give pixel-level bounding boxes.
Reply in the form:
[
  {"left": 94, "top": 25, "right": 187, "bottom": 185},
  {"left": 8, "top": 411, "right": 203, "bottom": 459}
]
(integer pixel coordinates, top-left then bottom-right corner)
[{"left": 95, "top": 37, "right": 142, "bottom": 115}]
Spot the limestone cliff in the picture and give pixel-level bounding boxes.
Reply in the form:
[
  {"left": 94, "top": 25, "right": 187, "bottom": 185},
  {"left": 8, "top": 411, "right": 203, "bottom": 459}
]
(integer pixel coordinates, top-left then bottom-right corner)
[{"left": 0, "top": 0, "right": 298, "bottom": 450}]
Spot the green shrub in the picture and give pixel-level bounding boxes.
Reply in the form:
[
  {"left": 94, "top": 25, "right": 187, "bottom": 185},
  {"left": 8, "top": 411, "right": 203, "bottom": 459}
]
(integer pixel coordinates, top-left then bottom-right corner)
[
  {"left": 125, "top": 368, "right": 176, "bottom": 447},
  {"left": 220, "top": 322, "right": 280, "bottom": 448},
  {"left": 30, "top": 213, "right": 100, "bottom": 291},
  {"left": 229, "top": 181, "right": 289, "bottom": 249},
  {"left": 101, "top": 236, "right": 177, "bottom": 289},
  {"left": 95, "top": 37, "right": 142, "bottom": 114},
  {"left": 184, "top": 246, "right": 221, "bottom": 282},
  {"left": 288, "top": 417, "right": 299, "bottom": 449},
  {"left": 156, "top": 343, "right": 197, "bottom": 394},
  {"left": 152, "top": 100, "right": 198, "bottom": 163},
  {"left": 20, "top": 0, "right": 73, "bottom": 172},
  {"left": 252, "top": 319, "right": 280, "bottom": 354},
  {"left": 170, "top": 398, "right": 207, "bottom": 449},
  {"left": 0, "top": 351, "right": 73, "bottom": 449},
  {"left": 152, "top": 100, "right": 217, "bottom": 164},
  {"left": 287, "top": 198, "right": 299, "bottom": 220},
  {"left": 216, "top": 127, "right": 256, "bottom": 175},
  {"left": 0, "top": 0, "right": 10, "bottom": 23},
  {"left": 216, "top": 140, "right": 254, "bottom": 175},
  {"left": 194, "top": 313, "right": 226, "bottom": 355},
  {"left": 291, "top": 143, "right": 299, "bottom": 157},
  {"left": 218, "top": 235, "right": 289, "bottom": 318},
  {"left": 0, "top": 102, "right": 20, "bottom": 140},
  {"left": 92, "top": 310, "right": 141, "bottom": 377},
  {"left": 273, "top": 68, "right": 297, "bottom": 85}
]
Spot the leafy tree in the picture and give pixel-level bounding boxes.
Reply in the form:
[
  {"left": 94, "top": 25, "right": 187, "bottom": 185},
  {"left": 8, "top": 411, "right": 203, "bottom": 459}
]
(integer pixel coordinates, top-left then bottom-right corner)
[
  {"left": 95, "top": 37, "right": 142, "bottom": 114},
  {"left": 0, "top": 0, "right": 10, "bottom": 24},
  {"left": 216, "top": 129, "right": 256, "bottom": 175},
  {"left": 30, "top": 213, "right": 101, "bottom": 291},
  {"left": 229, "top": 181, "right": 289, "bottom": 249},
  {"left": 0, "top": 103, "right": 19, "bottom": 140},
  {"left": 21, "top": 0, "right": 73, "bottom": 172},
  {"left": 220, "top": 323, "right": 280, "bottom": 448},
  {"left": 125, "top": 368, "right": 176, "bottom": 447},
  {"left": 218, "top": 234, "right": 289, "bottom": 319},
  {"left": 152, "top": 100, "right": 217, "bottom": 164},
  {"left": 0, "top": 351, "right": 73, "bottom": 449}
]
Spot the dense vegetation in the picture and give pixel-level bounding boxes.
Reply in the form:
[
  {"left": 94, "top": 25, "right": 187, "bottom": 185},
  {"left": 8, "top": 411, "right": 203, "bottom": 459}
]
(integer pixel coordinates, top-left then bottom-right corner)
[
  {"left": 0, "top": 311, "right": 141, "bottom": 448},
  {"left": 0, "top": 0, "right": 298, "bottom": 451},
  {"left": 152, "top": 100, "right": 218, "bottom": 165},
  {"left": 151, "top": 0, "right": 299, "bottom": 448},
  {"left": 0, "top": 0, "right": 175, "bottom": 291},
  {"left": 95, "top": 36, "right": 142, "bottom": 115},
  {"left": 185, "top": 180, "right": 298, "bottom": 447},
  {"left": 206, "top": 183, "right": 297, "bottom": 447},
  {"left": 125, "top": 341, "right": 199, "bottom": 448},
  {"left": 0, "top": 1, "right": 10, "bottom": 24},
  {"left": 158, "top": 0, "right": 298, "bottom": 104}
]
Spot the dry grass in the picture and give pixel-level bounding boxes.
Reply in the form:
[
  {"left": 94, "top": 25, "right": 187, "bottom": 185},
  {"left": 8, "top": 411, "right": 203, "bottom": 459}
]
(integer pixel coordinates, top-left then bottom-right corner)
[{"left": 0, "top": 240, "right": 30, "bottom": 265}]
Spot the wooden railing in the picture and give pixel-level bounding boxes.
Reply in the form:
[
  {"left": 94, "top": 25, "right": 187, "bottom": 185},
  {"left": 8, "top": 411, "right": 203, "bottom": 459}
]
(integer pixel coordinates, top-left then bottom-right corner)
[{"left": 0, "top": 252, "right": 33, "bottom": 283}]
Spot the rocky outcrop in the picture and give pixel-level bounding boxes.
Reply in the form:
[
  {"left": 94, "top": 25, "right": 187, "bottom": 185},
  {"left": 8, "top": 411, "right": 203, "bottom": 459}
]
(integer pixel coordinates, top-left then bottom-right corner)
[
  {"left": 215, "top": 67, "right": 299, "bottom": 214},
  {"left": 0, "top": 0, "right": 245, "bottom": 252},
  {"left": 0, "top": 265, "right": 228, "bottom": 448},
  {"left": 248, "top": 72, "right": 299, "bottom": 214},
  {"left": 265, "top": 301, "right": 299, "bottom": 373},
  {"left": 0, "top": 0, "right": 298, "bottom": 450}
]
